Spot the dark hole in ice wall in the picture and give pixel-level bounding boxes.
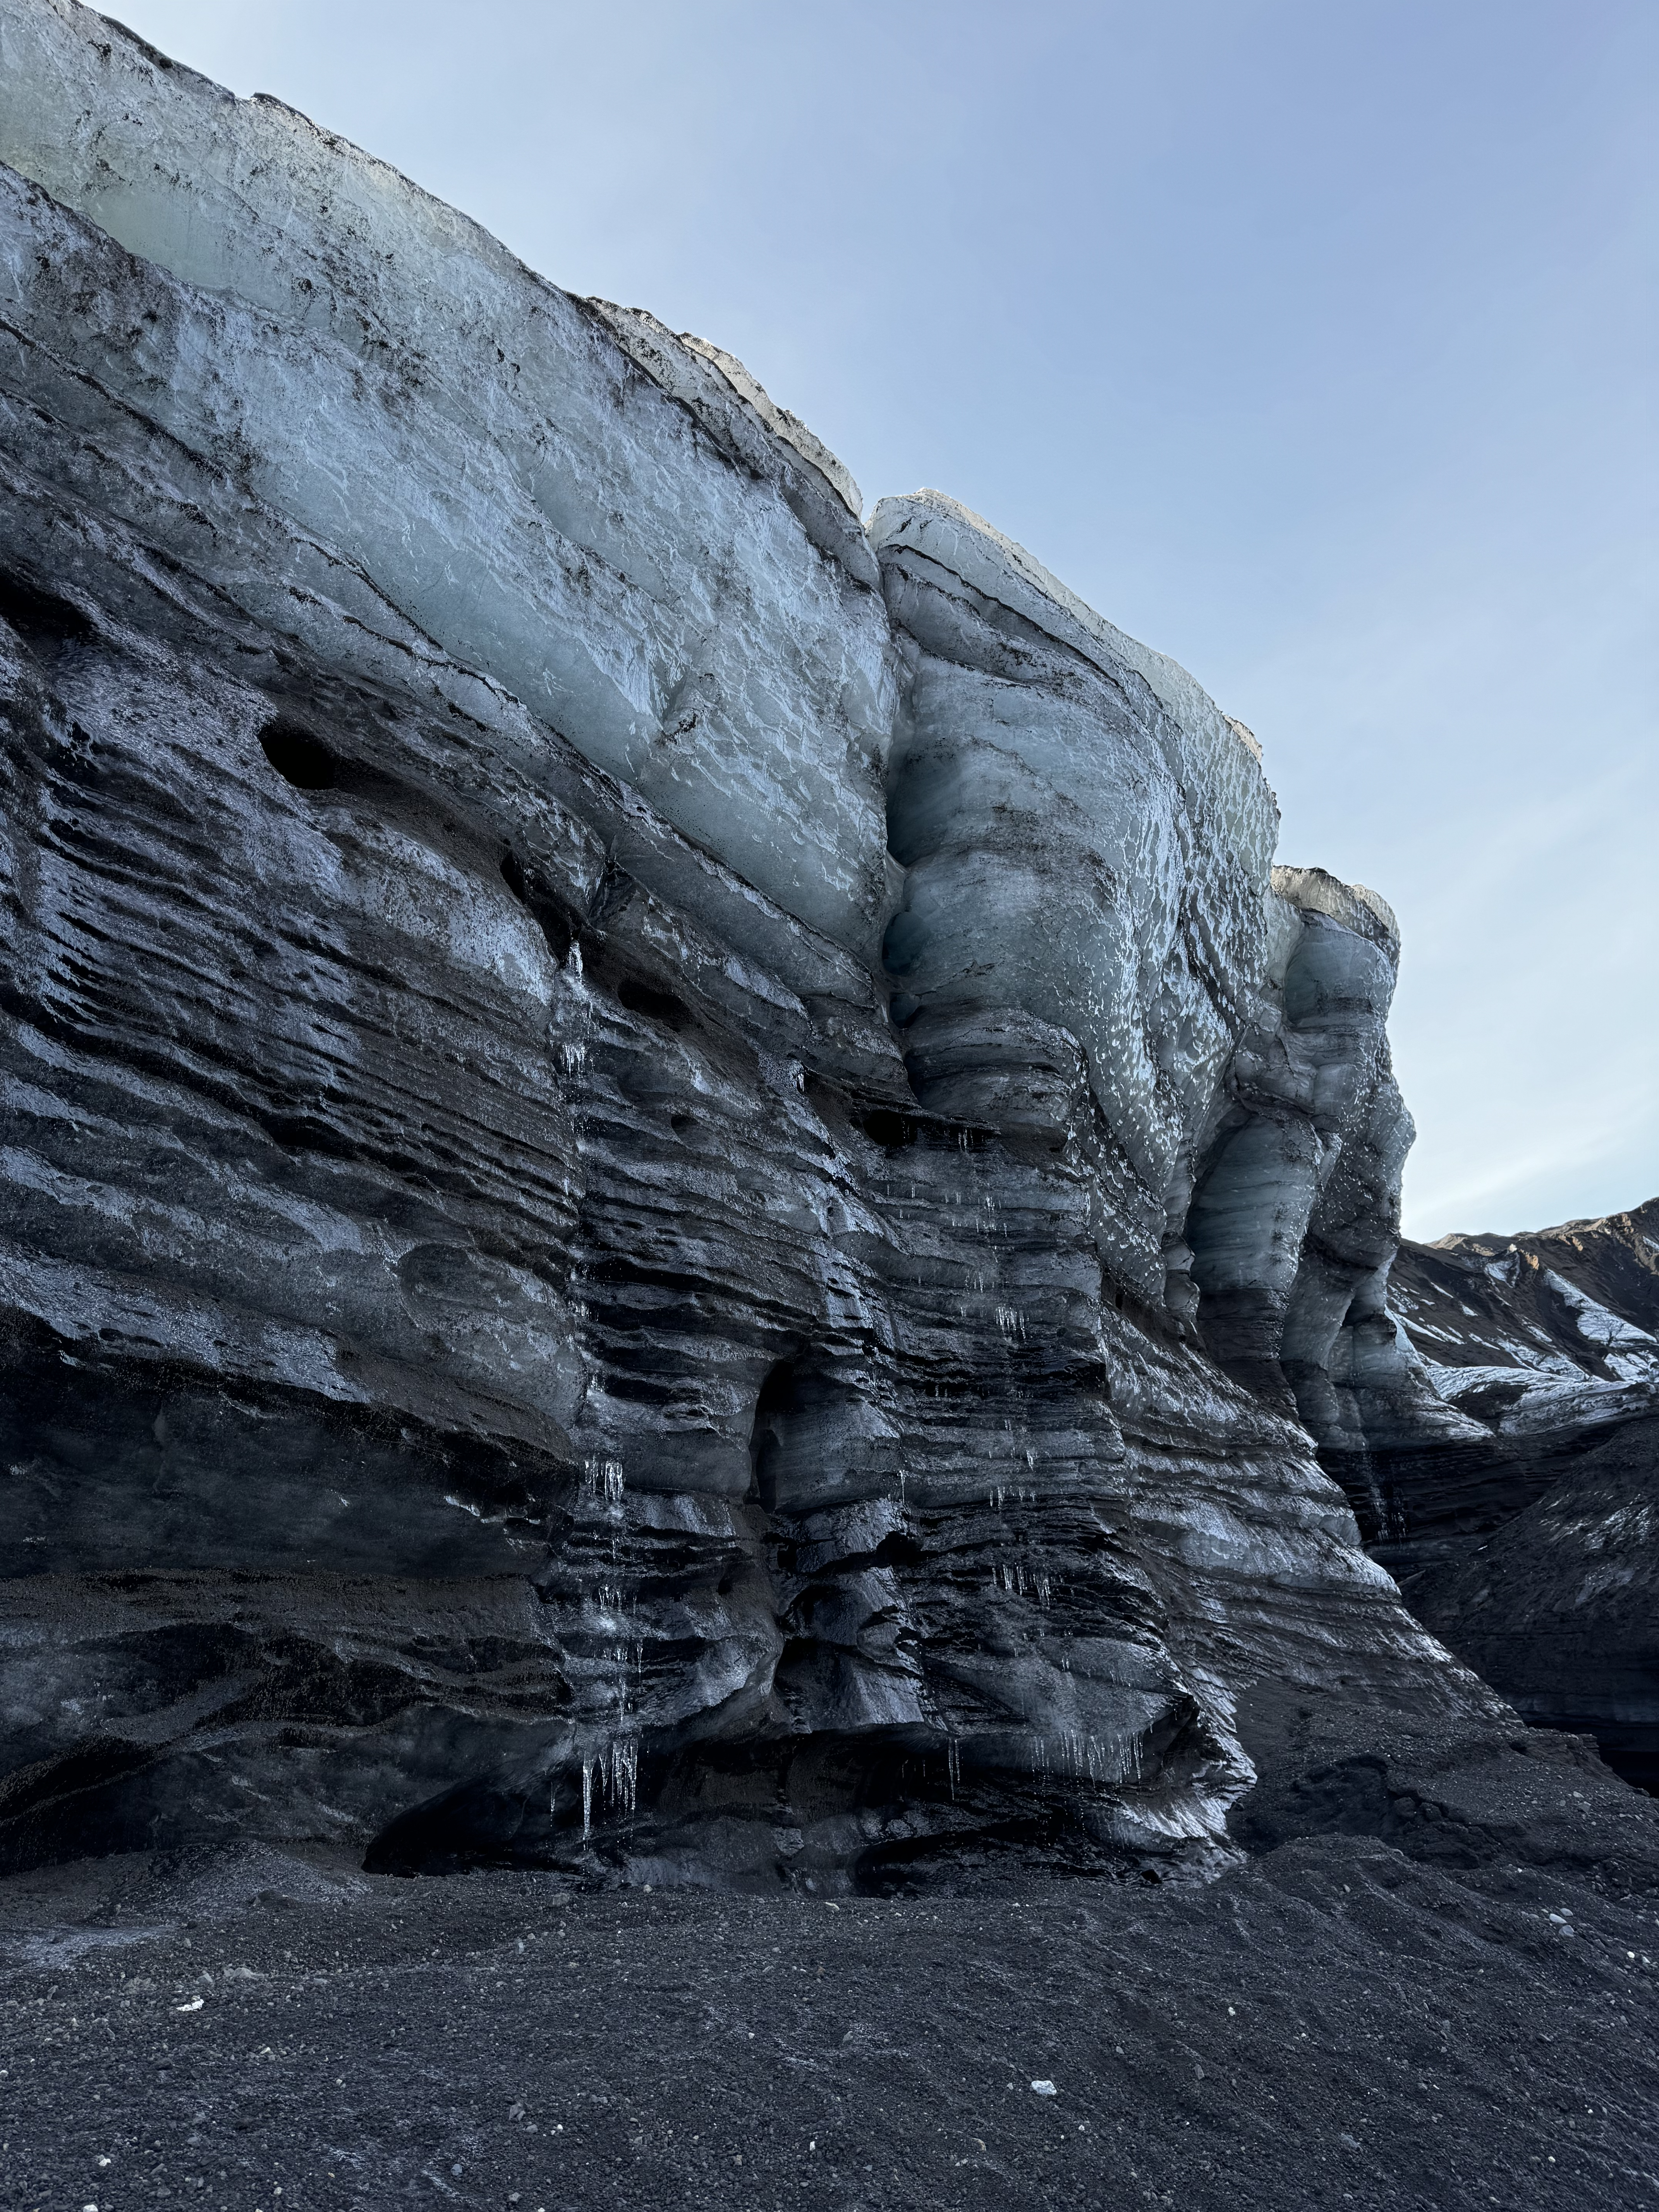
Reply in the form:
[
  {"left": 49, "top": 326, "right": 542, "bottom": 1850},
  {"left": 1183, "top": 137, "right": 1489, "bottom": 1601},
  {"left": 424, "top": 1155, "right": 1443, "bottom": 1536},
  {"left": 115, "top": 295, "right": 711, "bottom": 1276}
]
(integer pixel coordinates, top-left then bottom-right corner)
[
  {"left": 616, "top": 975, "right": 692, "bottom": 1031},
  {"left": 500, "top": 849, "right": 576, "bottom": 964},
  {"left": 362, "top": 1774, "right": 550, "bottom": 1879},
  {"left": 746, "top": 1353, "right": 902, "bottom": 1516},
  {"left": 750, "top": 1358, "right": 798, "bottom": 1514},
  {"left": 880, "top": 908, "right": 928, "bottom": 979},
  {"left": 859, "top": 1109, "right": 914, "bottom": 1150},
  {"left": 0, "top": 571, "right": 95, "bottom": 662},
  {"left": 871, "top": 1528, "right": 926, "bottom": 1570},
  {"left": 258, "top": 718, "right": 338, "bottom": 791}
]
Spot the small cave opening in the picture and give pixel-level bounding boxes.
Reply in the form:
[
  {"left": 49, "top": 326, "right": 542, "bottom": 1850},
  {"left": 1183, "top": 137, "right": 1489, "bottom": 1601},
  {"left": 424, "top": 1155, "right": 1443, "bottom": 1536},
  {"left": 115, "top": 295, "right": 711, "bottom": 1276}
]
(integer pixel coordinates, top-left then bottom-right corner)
[
  {"left": 500, "top": 849, "right": 576, "bottom": 964},
  {"left": 749, "top": 1357, "right": 798, "bottom": 1515},
  {"left": 617, "top": 975, "right": 691, "bottom": 1031},
  {"left": 258, "top": 718, "right": 338, "bottom": 792},
  {"left": 880, "top": 909, "right": 928, "bottom": 979},
  {"left": 870, "top": 1528, "right": 926, "bottom": 1570},
  {"left": 0, "top": 572, "right": 95, "bottom": 662},
  {"left": 363, "top": 1776, "right": 544, "bottom": 1877},
  {"left": 859, "top": 1108, "right": 914, "bottom": 1151},
  {"left": 744, "top": 1353, "right": 900, "bottom": 1520}
]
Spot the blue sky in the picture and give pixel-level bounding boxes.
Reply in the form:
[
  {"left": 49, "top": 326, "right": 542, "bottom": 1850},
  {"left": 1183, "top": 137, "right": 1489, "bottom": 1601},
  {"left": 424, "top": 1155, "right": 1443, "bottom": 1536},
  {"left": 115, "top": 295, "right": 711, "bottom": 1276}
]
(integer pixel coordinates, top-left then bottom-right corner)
[{"left": 103, "top": 1, "right": 1657, "bottom": 1238}]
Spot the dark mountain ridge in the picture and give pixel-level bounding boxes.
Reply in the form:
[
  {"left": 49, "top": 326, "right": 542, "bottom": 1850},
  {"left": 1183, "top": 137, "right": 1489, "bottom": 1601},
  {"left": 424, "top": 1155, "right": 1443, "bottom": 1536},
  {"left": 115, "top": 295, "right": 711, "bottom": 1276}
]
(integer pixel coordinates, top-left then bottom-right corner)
[{"left": 1366, "top": 1202, "right": 1659, "bottom": 1788}]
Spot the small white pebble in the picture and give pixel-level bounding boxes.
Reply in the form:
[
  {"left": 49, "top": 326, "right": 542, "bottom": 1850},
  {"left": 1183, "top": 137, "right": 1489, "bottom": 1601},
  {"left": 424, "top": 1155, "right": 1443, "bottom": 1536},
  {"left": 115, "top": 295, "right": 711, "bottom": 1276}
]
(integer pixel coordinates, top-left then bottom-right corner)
[{"left": 1031, "top": 2079, "right": 1058, "bottom": 2097}]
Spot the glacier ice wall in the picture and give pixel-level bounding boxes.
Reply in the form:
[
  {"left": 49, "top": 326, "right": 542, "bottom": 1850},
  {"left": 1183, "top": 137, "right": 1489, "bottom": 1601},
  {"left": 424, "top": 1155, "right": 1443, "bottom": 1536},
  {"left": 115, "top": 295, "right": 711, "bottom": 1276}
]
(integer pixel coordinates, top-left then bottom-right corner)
[
  {"left": 873, "top": 489, "right": 1277, "bottom": 1310},
  {"left": 0, "top": 0, "right": 1525, "bottom": 1890},
  {"left": 0, "top": 0, "right": 899, "bottom": 967}
]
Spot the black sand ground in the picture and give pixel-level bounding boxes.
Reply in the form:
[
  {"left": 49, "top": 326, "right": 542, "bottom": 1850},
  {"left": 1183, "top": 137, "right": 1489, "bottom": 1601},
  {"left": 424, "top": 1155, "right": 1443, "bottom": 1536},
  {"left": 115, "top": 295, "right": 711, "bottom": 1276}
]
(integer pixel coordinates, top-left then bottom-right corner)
[{"left": 4, "top": 1829, "right": 1657, "bottom": 2212}]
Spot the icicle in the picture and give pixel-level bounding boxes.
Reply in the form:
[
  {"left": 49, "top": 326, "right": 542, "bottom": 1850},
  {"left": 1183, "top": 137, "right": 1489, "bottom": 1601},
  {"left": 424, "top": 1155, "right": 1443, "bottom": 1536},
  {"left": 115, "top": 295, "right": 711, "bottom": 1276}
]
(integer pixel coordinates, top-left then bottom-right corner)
[
  {"left": 613, "top": 1735, "right": 639, "bottom": 1817},
  {"left": 583, "top": 1456, "right": 625, "bottom": 1505}
]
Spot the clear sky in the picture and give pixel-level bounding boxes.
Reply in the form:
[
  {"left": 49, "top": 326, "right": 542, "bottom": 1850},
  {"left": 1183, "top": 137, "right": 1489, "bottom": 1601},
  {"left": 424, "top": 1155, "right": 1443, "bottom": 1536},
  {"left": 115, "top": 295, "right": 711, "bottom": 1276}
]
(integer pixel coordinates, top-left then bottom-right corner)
[{"left": 98, "top": 1, "right": 1657, "bottom": 1240}]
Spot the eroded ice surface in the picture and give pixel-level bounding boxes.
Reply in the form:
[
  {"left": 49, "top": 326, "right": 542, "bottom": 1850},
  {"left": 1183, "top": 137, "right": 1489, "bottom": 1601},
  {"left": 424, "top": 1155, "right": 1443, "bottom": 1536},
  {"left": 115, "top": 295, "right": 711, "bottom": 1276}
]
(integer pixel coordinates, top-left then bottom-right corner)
[{"left": 0, "top": 0, "right": 1579, "bottom": 1887}]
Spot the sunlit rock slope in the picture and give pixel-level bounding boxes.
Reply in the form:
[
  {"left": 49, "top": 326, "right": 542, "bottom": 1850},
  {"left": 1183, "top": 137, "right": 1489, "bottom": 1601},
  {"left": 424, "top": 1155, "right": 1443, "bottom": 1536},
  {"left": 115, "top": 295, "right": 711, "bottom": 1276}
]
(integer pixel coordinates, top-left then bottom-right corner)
[{"left": 0, "top": 0, "right": 1642, "bottom": 1891}]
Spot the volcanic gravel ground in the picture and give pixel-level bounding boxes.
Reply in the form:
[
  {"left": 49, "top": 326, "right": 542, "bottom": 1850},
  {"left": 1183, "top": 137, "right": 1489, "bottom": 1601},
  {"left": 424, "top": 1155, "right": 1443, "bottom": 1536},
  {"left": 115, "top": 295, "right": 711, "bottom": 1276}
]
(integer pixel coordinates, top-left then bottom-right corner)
[{"left": 2, "top": 1836, "right": 1657, "bottom": 2212}]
